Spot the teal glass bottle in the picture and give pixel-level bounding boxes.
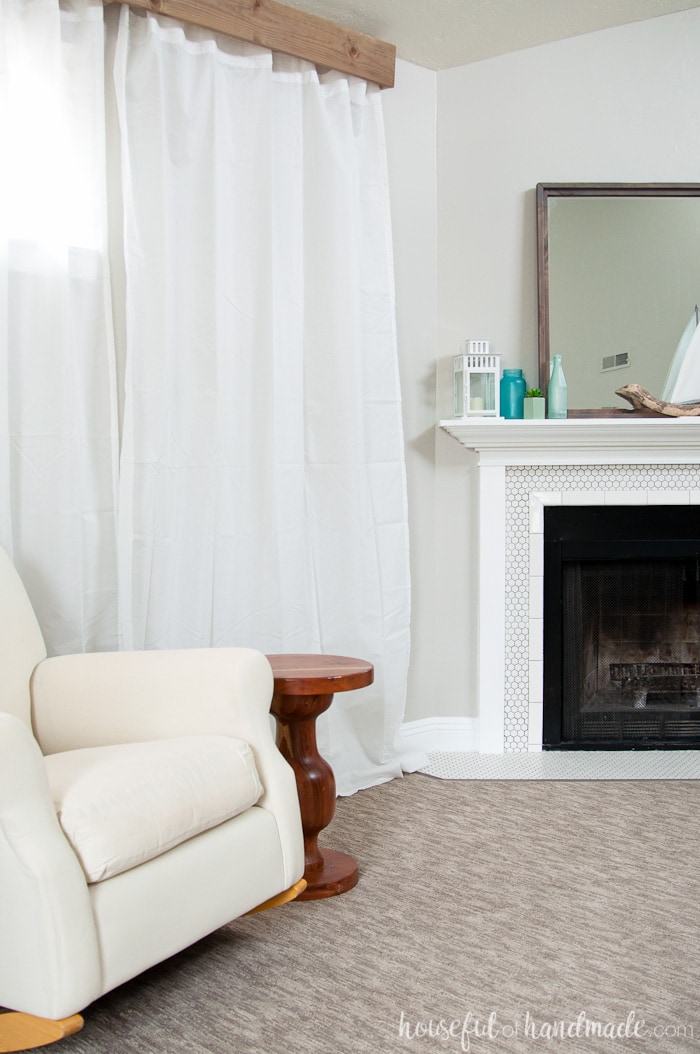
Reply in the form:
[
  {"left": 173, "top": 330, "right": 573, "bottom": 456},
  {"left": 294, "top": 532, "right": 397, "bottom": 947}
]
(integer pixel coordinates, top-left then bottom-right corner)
[
  {"left": 500, "top": 369, "right": 526, "bottom": 419},
  {"left": 548, "top": 354, "right": 567, "bottom": 419}
]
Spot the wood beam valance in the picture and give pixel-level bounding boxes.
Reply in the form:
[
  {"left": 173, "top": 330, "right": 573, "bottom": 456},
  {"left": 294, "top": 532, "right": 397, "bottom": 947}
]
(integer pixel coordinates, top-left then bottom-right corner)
[{"left": 110, "top": 0, "right": 396, "bottom": 88}]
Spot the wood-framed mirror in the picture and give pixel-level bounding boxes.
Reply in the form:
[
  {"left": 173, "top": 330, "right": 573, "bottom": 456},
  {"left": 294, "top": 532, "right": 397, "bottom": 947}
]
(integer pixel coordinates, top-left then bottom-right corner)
[{"left": 537, "top": 183, "right": 700, "bottom": 417}]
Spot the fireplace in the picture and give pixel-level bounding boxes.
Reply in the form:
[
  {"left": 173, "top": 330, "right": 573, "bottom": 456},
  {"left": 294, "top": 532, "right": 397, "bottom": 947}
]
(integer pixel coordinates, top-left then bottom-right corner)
[
  {"left": 438, "top": 416, "right": 700, "bottom": 754},
  {"left": 543, "top": 505, "right": 700, "bottom": 749}
]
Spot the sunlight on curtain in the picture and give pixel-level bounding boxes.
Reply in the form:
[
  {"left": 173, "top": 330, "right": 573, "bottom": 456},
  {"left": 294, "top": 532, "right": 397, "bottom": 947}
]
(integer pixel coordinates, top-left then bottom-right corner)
[
  {"left": 0, "top": 0, "right": 119, "bottom": 652},
  {"left": 110, "top": 8, "right": 421, "bottom": 792}
]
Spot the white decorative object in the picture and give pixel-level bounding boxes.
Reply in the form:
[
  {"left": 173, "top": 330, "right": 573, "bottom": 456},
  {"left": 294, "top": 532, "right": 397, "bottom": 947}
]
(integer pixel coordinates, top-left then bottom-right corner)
[
  {"left": 453, "top": 341, "right": 500, "bottom": 417},
  {"left": 661, "top": 305, "right": 700, "bottom": 403}
]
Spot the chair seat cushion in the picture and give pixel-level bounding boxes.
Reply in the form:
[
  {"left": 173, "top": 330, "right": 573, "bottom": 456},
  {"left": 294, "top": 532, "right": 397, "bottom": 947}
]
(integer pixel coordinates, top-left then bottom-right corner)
[{"left": 44, "top": 735, "right": 263, "bottom": 883}]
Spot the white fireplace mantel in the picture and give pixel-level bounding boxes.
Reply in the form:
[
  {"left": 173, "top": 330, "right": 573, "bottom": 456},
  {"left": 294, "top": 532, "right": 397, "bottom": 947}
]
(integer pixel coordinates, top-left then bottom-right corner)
[
  {"left": 438, "top": 417, "right": 700, "bottom": 754},
  {"left": 439, "top": 416, "right": 700, "bottom": 466}
]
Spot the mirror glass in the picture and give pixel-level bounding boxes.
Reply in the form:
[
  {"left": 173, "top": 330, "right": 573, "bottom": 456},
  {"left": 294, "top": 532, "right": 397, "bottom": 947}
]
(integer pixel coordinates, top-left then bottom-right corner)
[{"left": 537, "top": 184, "right": 700, "bottom": 416}]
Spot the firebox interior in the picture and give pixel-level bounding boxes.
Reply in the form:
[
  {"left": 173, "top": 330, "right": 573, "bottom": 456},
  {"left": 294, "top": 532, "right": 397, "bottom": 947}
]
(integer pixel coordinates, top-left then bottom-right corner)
[{"left": 543, "top": 506, "right": 700, "bottom": 748}]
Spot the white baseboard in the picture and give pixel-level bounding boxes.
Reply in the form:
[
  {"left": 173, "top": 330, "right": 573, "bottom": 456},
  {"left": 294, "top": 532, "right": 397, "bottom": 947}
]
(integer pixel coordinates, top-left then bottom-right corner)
[{"left": 401, "top": 717, "right": 479, "bottom": 755}]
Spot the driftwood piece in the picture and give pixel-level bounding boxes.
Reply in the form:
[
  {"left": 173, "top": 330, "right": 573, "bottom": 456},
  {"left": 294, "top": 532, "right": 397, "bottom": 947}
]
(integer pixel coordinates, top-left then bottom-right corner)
[{"left": 615, "top": 383, "right": 700, "bottom": 417}]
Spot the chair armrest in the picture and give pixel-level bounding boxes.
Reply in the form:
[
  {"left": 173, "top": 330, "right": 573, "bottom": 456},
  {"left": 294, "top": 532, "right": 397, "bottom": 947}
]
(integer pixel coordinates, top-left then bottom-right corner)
[
  {"left": 32, "top": 647, "right": 274, "bottom": 751},
  {"left": 31, "top": 648, "right": 304, "bottom": 888},
  {"left": 0, "top": 714, "right": 101, "bottom": 1018}
]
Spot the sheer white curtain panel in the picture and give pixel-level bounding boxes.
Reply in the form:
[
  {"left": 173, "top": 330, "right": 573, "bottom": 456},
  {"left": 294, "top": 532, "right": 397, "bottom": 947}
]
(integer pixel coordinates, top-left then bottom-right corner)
[
  {"left": 0, "top": 0, "right": 120, "bottom": 652},
  {"left": 110, "top": 7, "right": 421, "bottom": 792}
]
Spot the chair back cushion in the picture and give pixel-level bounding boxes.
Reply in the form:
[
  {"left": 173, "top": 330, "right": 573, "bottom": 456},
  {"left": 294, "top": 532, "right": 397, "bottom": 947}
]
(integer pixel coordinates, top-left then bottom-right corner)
[
  {"left": 0, "top": 547, "right": 47, "bottom": 728},
  {"left": 44, "top": 735, "right": 264, "bottom": 882}
]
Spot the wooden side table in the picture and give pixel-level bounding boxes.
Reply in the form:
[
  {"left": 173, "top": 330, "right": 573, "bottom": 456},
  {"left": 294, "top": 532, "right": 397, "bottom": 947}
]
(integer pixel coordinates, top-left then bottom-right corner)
[{"left": 266, "top": 654, "right": 374, "bottom": 900}]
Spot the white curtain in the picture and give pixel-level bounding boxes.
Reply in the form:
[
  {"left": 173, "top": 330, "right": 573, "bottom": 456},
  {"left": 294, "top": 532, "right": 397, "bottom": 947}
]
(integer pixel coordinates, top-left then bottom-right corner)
[
  {"left": 1, "top": 0, "right": 421, "bottom": 793},
  {"left": 0, "top": 0, "right": 120, "bottom": 652}
]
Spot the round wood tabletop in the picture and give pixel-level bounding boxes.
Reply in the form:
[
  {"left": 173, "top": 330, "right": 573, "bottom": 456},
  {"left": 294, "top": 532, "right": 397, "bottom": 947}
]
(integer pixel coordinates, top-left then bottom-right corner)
[{"left": 266, "top": 654, "right": 374, "bottom": 696}]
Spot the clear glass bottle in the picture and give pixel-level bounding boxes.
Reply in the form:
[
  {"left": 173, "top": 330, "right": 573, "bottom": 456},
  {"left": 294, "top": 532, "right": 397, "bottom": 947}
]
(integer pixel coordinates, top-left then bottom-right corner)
[{"left": 548, "top": 354, "right": 567, "bottom": 419}]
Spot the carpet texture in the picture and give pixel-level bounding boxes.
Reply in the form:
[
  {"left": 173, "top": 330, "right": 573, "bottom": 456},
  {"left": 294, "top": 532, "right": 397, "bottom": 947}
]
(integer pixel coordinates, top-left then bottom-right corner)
[{"left": 57, "top": 773, "right": 700, "bottom": 1054}]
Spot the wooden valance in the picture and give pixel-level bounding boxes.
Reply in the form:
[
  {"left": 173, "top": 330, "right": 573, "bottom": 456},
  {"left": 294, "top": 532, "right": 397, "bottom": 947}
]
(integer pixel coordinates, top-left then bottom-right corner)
[{"left": 110, "top": 0, "right": 396, "bottom": 88}]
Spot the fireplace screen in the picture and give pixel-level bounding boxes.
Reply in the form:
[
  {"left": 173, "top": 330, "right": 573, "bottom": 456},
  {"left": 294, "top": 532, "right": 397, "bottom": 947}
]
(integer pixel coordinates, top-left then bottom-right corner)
[{"left": 543, "top": 506, "right": 700, "bottom": 749}]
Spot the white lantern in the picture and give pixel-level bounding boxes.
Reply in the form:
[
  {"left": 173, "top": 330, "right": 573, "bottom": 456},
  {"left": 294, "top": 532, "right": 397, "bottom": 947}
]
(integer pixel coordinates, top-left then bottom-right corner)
[{"left": 453, "top": 341, "right": 500, "bottom": 417}]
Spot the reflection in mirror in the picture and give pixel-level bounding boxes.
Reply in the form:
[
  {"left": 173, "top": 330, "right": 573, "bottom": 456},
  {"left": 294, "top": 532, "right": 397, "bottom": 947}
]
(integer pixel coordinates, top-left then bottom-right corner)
[{"left": 537, "top": 184, "right": 700, "bottom": 417}]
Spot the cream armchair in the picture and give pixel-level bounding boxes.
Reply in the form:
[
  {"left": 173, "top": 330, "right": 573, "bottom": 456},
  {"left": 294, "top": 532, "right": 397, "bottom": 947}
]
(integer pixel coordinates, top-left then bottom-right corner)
[{"left": 0, "top": 547, "right": 305, "bottom": 1052}]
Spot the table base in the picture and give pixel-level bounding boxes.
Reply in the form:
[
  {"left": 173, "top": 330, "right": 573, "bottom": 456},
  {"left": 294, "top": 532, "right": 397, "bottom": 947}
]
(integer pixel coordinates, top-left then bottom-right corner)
[{"left": 297, "top": 848, "right": 359, "bottom": 900}]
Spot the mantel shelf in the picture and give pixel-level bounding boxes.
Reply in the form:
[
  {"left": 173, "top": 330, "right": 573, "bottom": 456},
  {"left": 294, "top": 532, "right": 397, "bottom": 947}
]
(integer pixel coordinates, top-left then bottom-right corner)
[{"left": 439, "top": 416, "right": 700, "bottom": 467}]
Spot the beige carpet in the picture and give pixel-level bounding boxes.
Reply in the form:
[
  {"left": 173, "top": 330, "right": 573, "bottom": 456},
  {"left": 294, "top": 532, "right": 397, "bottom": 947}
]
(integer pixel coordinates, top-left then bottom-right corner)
[{"left": 59, "top": 772, "right": 700, "bottom": 1054}]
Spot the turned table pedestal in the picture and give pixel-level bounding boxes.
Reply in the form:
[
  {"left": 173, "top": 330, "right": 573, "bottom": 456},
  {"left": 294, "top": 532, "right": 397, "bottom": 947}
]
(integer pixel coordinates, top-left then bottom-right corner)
[{"left": 267, "top": 654, "right": 374, "bottom": 900}]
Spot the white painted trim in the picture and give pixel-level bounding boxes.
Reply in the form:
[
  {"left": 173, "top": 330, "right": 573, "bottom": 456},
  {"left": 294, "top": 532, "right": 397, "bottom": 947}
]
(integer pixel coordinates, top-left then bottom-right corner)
[
  {"left": 439, "top": 417, "right": 700, "bottom": 466},
  {"left": 401, "top": 717, "right": 479, "bottom": 754},
  {"left": 478, "top": 463, "right": 506, "bottom": 752}
]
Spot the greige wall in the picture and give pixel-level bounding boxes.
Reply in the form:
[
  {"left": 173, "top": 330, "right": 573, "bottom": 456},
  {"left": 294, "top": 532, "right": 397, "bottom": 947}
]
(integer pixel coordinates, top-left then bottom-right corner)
[{"left": 384, "top": 8, "right": 700, "bottom": 724}]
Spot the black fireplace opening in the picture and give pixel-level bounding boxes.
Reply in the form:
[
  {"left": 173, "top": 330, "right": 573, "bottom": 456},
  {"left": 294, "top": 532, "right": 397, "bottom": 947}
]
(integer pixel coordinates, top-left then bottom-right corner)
[{"left": 543, "top": 505, "right": 700, "bottom": 749}]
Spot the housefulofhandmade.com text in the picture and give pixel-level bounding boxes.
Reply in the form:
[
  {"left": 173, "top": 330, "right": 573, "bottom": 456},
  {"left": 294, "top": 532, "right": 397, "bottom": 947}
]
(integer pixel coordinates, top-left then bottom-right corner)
[{"left": 397, "top": 1010, "right": 694, "bottom": 1049}]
